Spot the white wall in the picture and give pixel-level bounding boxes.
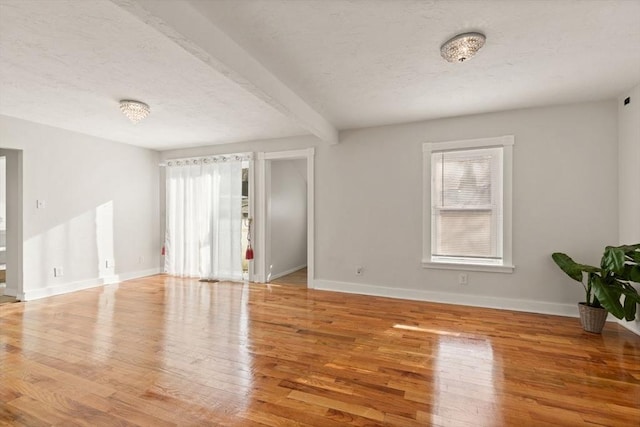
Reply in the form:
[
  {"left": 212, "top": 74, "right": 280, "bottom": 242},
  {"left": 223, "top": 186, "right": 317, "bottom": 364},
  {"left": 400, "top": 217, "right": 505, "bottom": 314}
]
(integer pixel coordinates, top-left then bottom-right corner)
[
  {"left": 618, "top": 82, "right": 640, "bottom": 334},
  {"left": 0, "top": 98, "right": 623, "bottom": 317},
  {"left": 618, "top": 84, "right": 640, "bottom": 243},
  {"left": 313, "top": 100, "right": 618, "bottom": 315},
  {"left": 269, "top": 159, "right": 307, "bottom": 279},
  {"left": 162, "top": 100, "right": 619, "bottom": 317},
  {"left": 0, "top": 115, "right": 161, "bottom": 300}
]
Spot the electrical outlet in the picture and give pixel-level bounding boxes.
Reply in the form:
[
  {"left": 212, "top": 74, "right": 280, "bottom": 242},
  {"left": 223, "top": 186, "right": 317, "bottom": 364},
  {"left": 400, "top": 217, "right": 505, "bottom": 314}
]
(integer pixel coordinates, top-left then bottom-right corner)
[
  {"left": 105, "top": 260, "right": 114, "bottom": 268},
  {"left": 36, "top": 200, "right": 46, "bottom": 209},
  {"left": 459, "top": 273, "right": 468, "bottom": 285},
  {"left": 138, "top": 256, "right": 144, "bottom": 264},
  {"left": 355, "top": 266, "right": 363, "bottom": 276},
  {"left": 54, "top": 267, "right": 64, "bottom": 277}
]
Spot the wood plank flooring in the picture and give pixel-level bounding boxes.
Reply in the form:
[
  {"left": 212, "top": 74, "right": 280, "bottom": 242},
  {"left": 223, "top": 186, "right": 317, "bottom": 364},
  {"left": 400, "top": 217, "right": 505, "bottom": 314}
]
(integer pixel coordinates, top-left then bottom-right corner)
[
  {"left": 0, "top": 295, "right": 16, "bottom": 306},
  {"left": 1, "top": 274, "right": 639, "bottom": 426},
  {"left": 270, "top": 268, "right": 307, "bottom": 287}
]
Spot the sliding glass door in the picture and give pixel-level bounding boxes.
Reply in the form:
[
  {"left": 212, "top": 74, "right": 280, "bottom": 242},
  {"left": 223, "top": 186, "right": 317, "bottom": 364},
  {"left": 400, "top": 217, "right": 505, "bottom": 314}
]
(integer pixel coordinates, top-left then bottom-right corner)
[{"left": 164, "top": 154, "right": 249, "bottom": 281}]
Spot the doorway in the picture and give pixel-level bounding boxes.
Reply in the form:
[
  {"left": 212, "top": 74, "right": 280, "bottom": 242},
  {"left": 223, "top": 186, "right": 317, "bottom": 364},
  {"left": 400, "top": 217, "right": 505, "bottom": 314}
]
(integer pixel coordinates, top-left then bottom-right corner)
[
  {"left": 0, "top": 155, "right": 6, "bottom": 299},
  {"left": 257, "top": 148, "right": 315, "bottom": 288},
  {"left": 0, "top": 148, "right": 23, "bottom": 301},
  {"left": 163, "top": 153, "right": 252, "bottom": 282},
  {"left": 267, "top": 158, "right": 307, "bottom": 284}
]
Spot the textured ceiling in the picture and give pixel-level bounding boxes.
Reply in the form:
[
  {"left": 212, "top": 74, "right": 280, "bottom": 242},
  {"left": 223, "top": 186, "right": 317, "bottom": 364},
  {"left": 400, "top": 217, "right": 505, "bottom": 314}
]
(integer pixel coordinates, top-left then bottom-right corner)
[
  {"left": 0, "top": 0, "right": 306, "bottom": 149},
  {"left": 1, "top": 0, "right": 639, "bottom": 150},
  {"left": 197, "top": 0, "right": 640, "bottom": 129}
]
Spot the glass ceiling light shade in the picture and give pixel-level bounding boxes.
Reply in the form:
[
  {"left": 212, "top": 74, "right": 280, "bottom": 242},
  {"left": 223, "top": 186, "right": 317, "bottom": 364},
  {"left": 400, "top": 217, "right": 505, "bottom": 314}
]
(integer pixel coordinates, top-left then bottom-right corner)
[
  {"left": 119, "top": 100, "right": 150, "bottom": 124},
  {"left": 440, "top": 32, "right": 486, "bottom": 63}
]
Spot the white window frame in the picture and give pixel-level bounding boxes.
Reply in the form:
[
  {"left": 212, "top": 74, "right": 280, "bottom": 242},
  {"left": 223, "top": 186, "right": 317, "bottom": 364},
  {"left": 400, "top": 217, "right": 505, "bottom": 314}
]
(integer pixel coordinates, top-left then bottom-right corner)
[{"left": 422, "top": 136, "right": 514, "bottom": 273}]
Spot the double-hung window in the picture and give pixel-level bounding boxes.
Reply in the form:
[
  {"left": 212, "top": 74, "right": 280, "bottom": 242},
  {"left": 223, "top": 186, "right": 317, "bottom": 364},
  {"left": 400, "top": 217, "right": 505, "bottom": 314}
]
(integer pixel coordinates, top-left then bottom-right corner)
[{"left": 423, "top": 136, "right": 514, "bottom": 273}]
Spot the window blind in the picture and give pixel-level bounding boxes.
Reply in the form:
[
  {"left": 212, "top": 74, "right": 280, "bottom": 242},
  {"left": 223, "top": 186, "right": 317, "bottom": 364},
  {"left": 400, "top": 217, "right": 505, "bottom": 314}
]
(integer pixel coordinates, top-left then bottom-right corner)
[{"left": 431, "top": 147, "right": 503, "bottom": 261}]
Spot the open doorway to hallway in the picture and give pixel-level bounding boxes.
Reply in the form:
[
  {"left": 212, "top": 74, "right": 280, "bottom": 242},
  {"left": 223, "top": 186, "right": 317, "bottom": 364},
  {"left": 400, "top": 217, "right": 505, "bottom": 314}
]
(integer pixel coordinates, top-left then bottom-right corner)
[
  {"left": 258, "top": 148, "right": 314, "bottom": 288},
  {"left": 266, "top": 158, "right": 308, "bottom": 286},
  {"left": 0, "top": 149, "right": 21, "bottom": 304},
  {"left": 0, "top": 155, "right": 7, "bottom": 302}
]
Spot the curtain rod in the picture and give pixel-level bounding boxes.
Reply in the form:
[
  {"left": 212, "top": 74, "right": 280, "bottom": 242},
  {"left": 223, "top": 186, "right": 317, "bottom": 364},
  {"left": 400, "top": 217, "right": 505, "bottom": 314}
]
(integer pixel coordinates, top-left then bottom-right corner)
[{"left": 159, "top": 152, "right": 253, "bottom": 167}]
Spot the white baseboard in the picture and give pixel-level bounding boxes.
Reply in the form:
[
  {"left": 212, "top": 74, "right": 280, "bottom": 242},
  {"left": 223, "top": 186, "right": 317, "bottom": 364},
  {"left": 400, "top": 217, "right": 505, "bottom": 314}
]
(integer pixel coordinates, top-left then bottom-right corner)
[
  {"left": 313, "top": 278, "right": 617, "bottom": 321},
  {"left": 269, "top": 264, "right": 307, "bottom": 281},
  {"left": 20, "top": 268, "right": 161, "bottom": 301},
  {"left": 116, "top": 268, "right": 162, "bottom": 282}
]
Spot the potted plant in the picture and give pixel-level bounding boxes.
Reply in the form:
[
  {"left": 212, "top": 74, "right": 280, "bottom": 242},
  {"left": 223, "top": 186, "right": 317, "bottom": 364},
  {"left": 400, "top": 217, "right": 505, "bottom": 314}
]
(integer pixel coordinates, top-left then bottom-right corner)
[{"left": 552, "top": 244, "right": 640, "bottom": 333}]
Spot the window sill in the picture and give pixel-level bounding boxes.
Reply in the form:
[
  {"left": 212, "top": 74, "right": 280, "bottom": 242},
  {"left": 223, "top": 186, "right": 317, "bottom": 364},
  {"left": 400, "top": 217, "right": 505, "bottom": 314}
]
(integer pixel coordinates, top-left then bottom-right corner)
[{"left": 422, "top": 260, "right": 515, "bottom": 273}]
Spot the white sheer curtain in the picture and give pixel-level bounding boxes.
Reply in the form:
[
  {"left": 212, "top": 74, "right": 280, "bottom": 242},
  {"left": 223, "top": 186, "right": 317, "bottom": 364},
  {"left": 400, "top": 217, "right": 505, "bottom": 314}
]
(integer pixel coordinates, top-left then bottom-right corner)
[{"left": 165, "top": 158, "right": 243, "bottom": 281}]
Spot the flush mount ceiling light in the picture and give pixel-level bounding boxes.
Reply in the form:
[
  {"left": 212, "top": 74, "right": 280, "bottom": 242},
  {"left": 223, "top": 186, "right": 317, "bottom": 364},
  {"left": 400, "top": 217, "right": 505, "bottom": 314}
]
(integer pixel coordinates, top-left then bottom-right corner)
[
  {"left": 440, "top": 32, "right": 486, "bottom": 63},
  {"left": 119, "top": 100, "right": 150, "bottom": 124}
]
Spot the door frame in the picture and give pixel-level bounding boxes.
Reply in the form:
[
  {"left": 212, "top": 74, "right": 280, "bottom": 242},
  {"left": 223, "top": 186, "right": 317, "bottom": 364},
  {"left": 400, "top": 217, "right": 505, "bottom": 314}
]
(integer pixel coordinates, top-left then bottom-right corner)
[
  {"left": 0, "top": 148, "right": 24, "bottom": 300},
  {"left": 256, "top": 148, "right": 314, "bottom": 288}
]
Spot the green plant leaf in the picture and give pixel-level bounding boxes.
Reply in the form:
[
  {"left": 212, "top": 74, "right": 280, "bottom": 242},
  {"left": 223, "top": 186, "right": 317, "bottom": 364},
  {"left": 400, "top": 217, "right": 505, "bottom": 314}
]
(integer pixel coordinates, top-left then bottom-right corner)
[
  {"left": 620, "top": 284, "right": 640, "bottom": 303},
  {"left": 552, "top": 253, "right": 582, "bottom": 281},
  {"left": 590, "top": 274, "right": 625, "bottom": 319},
  {"left": 623, "top": 295, "right": 637, "bottom": 321},
  {"left": 551, "top": 253, "right": 598, "bottom": 282},
  {"left": 613, "top": 244, "right": 640, "bottom": 262},
  {"left": 609, "top": 243, "right": 640, "bottom": 252},
  {"left": 626, "top": 250, "right": 640, "bottom": 263},
  {"left": 605, "top": 243, "right": 640, "bottom": 264},
  {"left": 617, "top": 243, "right": 640, "bottom": 251},
  {"left": 602, "top": 246, "right": 626, "bottom": 274},
  {"left": 623, "top": 264, "right": 640, "bottom": 283},
  {"left": 552, "top": 245, "right": 639, "bottom": 321}
]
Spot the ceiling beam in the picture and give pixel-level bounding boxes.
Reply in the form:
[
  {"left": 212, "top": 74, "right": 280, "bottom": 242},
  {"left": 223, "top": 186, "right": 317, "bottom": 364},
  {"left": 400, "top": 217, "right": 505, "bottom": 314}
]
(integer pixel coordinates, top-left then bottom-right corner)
[{"left": 109, "top": 0, "right": 339, "bottom": 144}]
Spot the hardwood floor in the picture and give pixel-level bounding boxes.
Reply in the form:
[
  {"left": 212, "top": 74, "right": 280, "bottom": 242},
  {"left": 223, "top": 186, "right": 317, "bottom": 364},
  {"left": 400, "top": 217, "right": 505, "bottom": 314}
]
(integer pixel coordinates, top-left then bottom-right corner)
[
  {"left": 1, "top": 275, "right": 639, "bottom": 426},
  {"left": 270, "top": 268, "right": 307, "bottom": 287},
  {"left": 0, "top": 295, "right": 16, "bottom": 306}
]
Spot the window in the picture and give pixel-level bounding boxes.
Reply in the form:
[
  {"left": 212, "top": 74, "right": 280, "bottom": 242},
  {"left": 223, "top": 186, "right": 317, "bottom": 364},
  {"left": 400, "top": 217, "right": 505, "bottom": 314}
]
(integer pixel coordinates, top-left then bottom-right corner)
[{"left": 423, "top": 136, "right": 514, "bottom": 273}]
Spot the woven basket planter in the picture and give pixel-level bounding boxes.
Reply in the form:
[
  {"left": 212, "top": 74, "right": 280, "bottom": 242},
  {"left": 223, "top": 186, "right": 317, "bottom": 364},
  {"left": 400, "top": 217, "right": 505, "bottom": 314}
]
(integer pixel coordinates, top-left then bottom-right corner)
[{"left": 578, "top": 303, "right": 607, "bottom": 334}]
